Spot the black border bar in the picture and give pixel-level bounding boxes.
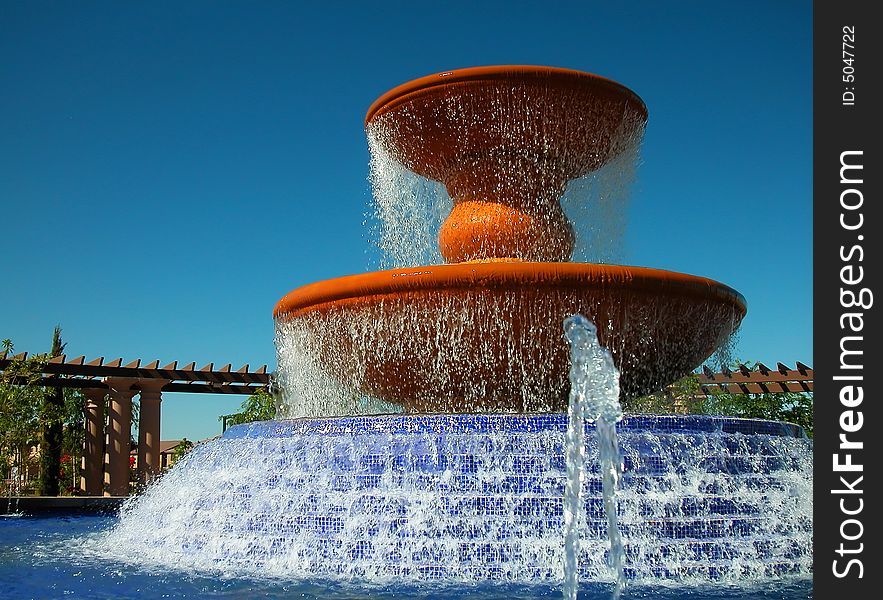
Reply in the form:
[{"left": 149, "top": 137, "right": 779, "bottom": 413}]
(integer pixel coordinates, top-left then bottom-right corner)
[{"left": 814, "top": 1, "right": 880, "bottom": 596}]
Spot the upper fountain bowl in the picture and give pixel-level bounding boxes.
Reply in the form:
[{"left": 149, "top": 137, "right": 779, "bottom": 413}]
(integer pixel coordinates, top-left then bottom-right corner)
[
  {"left": 365, "top": 66, "right": 648, "bottom": 263},
  {"left": 365, "top": 65, "right": 647, "bottom": 182}
]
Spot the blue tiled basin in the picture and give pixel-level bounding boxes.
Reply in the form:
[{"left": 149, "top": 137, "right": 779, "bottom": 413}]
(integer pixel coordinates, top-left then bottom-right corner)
[{"left": 105, "top": 414, "right": 812, "bottom": 584}]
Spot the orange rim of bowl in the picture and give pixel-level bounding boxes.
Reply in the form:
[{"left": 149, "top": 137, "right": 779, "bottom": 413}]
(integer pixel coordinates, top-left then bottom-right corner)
[
  {"left": 365, "top": 65, "right": 648, "bottom": 126},
  {"left": 274, "top": 263, "right": 746, "bottom": 320}
]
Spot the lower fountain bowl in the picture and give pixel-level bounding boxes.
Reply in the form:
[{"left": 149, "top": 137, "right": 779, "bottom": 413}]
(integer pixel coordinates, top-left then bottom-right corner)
[
  {"left": 274, "top": 263, "right": 747, "bottom": 412},
  {"left": 105, "top": 414, "right": 812, "bottom": 583}
]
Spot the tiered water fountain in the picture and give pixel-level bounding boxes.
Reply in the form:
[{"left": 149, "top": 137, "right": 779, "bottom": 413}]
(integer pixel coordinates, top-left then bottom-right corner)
[{"left": 103, "top": 67, "right": 812, "bottom": 589}]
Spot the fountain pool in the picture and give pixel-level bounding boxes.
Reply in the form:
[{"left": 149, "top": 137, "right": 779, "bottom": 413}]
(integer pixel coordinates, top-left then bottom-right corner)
[{"left": 0, "top": 513, "right": 812, "bottom": 599}]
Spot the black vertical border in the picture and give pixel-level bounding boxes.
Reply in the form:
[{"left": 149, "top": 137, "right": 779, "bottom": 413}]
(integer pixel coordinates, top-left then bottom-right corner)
[{"left": 814, "top": 0, "right": 880, "bottom": 597}]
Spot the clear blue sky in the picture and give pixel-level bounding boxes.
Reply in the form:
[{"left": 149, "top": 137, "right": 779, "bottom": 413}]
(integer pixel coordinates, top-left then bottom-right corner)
[{"left": 0, "top": 1, "right": 811, "bottom": 440}]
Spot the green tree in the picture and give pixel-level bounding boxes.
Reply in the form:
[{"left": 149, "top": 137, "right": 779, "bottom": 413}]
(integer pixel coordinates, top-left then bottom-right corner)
[
  {"left": 221, "top": 388, "right": 276, "bottom": 428},
  {"left": 691, "top": 388, "right": 813, "bottom": 437},
  {"left": 2, "top": 334, "right": 88, "bottom": 496},
  {"left": 59, "top": 388, "right": 86, "bottom": 494},
  {"left": 1, "top": 340, "right": 48, "bottom": 495},
  {"left": 625, "top": 362, "right": 813, "bottom": 437},
  {"left": 39, "top": 326, "right": 66, "bottom": 496},
  {"left": 170, "top": 438, "right": 194, "bottom": 466}
]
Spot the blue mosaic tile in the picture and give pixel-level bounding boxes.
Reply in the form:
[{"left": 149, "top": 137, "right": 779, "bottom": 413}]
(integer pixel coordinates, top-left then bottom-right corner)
[
  {"left": 225, "top": 413, "right": 808, "bottom": 440},
  {"left": 122, "top": 412, "right": 814, "bottom": 582}
]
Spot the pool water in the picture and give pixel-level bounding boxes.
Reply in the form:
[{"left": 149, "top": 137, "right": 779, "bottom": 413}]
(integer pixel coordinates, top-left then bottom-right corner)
[{"left": 1, "top": 513, "right": 811, "bottom": 599}]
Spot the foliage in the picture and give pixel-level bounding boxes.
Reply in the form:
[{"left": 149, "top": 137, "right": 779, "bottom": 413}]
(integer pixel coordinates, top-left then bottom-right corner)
[
  {"left": 1, "top": 336, "right": 87, "bottom": 496},
  {"left": 59, "top": 388, "right": 86, "bottom": 494},
  {"left": 1, "top": 340, "right": 49, "bottom": 495},
  {"left": 691, "top": 389, "right": 813, "bottom": 437},
  {"left": 222, "top": 388, "right": 276, "bottom": 428},
  {"left": 625, "top": 362, "right": 813, "bottom": 438},
  {"left": 39, "top": 326, "right": 66, "bottom": 495},
  {"left": 171, "top": 438, "right": 194, "bottom": 465},
  {"left": 624, "top": 373, "right": 701, "bottom": 414}
]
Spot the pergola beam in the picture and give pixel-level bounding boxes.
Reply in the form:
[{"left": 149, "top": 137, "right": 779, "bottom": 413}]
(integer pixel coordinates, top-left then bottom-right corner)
[
  {"left": 0, "top": 353, "right": 271, "bottom": 391},
  {"left": 2, "top": 376, "right": 264, "bottom": 395}
]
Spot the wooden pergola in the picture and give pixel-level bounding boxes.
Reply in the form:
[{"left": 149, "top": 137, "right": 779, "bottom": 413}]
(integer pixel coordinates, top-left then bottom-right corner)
[
  {"left": 3, "top": 352, "right": 813, "bottom": 497},
  {"left": 697, "top": 361, "right": 813, "bottom": 394},
  {"left": 0, "top": 352, "right": 270, "bottom": 496}
]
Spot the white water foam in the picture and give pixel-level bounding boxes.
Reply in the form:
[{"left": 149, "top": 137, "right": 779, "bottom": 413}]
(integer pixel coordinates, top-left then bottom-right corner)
[
  {"left": 365, "top": 87, "right": 644, "bottom": 268},
  {"left": 95, "top": 416, "right": 812, "bottom": 586}
]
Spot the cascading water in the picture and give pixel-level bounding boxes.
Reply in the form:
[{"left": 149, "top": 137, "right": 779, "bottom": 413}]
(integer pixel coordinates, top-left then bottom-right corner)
[
  {"left": 563, "top": 315, "right": 625, "bottom": 600},
  {"left": 96, "top": 417, "right": 812, "bottom": 585},
  {"left": 366, "top": 124, "right": 642, "bottom": 269},
  {"left": 273, "top": 285, "right": 744, "bottom": 418}
]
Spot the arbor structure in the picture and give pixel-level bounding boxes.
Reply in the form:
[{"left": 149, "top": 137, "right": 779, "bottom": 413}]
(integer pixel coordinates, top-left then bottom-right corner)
[{"left": 1, "top": 350, "right": 269, "bottom": 496}]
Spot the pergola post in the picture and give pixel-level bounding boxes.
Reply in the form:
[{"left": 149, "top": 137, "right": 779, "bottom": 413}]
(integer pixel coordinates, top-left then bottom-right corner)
[
  {"left": 81, "top": 388, "right": 107, "bottom": 495},
  {"left": 103, "top": 377, "right": 138, "bottom": 496},
  {"left": 137, "top": 379, "right": 169, "bottom": 483}
]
